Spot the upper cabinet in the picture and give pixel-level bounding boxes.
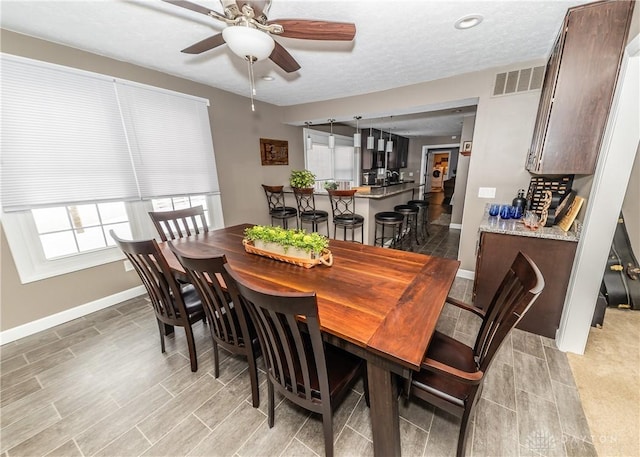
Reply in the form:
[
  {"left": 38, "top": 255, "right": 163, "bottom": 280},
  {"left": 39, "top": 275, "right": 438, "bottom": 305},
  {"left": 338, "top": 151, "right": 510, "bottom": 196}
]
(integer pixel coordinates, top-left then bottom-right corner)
[
  {"left": 526, "top": 0, "right": 634, "bottom": 175},
  {"left": 360, "top": 129, "right": 410, "bottom": 170}
]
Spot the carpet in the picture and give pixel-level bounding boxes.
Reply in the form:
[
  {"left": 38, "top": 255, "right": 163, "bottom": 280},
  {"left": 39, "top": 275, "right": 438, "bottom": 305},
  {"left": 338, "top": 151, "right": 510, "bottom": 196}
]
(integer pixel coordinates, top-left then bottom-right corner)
[{"left": 567, "top": 308, "right": 640, "bottom": 456}]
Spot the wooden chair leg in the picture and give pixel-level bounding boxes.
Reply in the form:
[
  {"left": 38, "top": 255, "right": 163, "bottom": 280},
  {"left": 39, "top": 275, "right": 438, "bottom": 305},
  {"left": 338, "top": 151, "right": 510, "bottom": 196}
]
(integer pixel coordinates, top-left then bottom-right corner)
[
  {"left": 247, "top": 351, "right": 260, "bottom": 408},
  {"left": 457, "top": 405, "right": 473, "bottom": 457},
  {"left": 212, "top": 340, "right": 220, "bottom": 378},
  {"left": 268, "top": 381, "right": 275, "bottom": 428},
  {"left": 322, "top": 410, "right": 334, "bottom": 457},
  {"left": 184, "top": 324, "right": 198, "bottom": 372},
  {"left": 157, "top": 319, "right": 166, "bottom": 353}
]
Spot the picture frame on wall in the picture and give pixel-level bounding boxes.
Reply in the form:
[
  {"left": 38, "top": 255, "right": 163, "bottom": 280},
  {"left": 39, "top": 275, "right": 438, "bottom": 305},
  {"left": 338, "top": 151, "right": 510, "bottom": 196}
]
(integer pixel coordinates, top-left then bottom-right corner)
[
  {"left": 461, "top": 141, "right": 472, "bottom": 156},
  {"left": 260, "top": 138, "right": 289, "bottom": 166}
]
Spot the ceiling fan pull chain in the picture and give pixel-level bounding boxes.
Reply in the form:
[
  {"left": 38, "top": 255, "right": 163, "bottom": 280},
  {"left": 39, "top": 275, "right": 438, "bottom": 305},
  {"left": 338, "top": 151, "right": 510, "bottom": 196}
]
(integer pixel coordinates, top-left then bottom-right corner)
[{"left": 247, "top": 58, "right": 257, "bottom": 112}]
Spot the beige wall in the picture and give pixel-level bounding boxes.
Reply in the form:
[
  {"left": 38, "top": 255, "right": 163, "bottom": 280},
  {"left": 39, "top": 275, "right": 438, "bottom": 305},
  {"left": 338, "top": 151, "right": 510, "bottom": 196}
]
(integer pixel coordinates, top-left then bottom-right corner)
[{"left": 0, "top": 30, "right": 304, "bottom": 331}]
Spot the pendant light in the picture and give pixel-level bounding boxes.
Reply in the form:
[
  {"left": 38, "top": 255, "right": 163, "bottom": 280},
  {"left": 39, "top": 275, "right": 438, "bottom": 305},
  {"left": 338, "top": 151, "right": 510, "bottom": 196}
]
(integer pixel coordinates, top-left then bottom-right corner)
[
  {"left": 305, "top": 121, "right": 312, "bottom": 150},
  {"left": 353, "top": 116, "right": 362, "bottom": 148},
  {"left": 328, "top": 118, "right": 335, "bottom": 149},
  {"left": 366, "top": 120, "right": 375, "bottom": 150},
  {"left": 386, "top": 117, "right": 394, "bottom": 152},
  {"left": 377, "top": 119, "right": 385, "bottom": 152}
]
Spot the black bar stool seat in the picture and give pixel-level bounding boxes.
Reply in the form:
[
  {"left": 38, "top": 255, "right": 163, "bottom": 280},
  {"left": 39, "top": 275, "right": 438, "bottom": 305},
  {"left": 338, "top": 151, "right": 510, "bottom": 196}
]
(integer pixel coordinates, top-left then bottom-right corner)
[
  {"left": 407, "top": 199, "right": 430, "bottom": 240},
  {"left": 374, "top": 211, "right": 404, "bottom": 249},
  {"left": 293, "top": 187, "right": 329, "bottom": 235},
  {"left": 262, "top": 184, "right": 298, "bottom": 229},
  {"left": 394, "top": 204, "right": 420, "bottom": 250}
]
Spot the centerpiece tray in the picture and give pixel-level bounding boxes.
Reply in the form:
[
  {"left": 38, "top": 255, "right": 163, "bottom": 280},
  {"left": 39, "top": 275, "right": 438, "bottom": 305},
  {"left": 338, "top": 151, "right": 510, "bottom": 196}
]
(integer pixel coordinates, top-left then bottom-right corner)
[{"left": 242, "top": 239, "right": 333, "bottom": 268}]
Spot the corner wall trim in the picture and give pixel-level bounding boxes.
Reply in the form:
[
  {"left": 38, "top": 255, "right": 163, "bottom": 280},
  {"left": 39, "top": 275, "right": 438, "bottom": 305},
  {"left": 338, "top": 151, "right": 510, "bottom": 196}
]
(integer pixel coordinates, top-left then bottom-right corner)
[
  {"left": 0, "top": 285, "right": 147, "bottom": 345},
  {"left": 456, "top": 269, "right": 475, "bottom": 280}
]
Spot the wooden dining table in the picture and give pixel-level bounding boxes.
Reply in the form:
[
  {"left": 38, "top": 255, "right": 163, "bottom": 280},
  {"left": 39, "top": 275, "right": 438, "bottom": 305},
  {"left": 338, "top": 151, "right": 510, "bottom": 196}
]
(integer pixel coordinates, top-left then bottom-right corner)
[{"left": 161, "top": 223, "right": 459, "bottom": 456}]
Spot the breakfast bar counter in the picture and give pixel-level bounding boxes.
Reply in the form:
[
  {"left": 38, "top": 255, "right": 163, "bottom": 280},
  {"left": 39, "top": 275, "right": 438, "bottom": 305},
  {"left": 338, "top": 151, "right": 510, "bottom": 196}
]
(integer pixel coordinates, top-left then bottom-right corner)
[{"left": 284, "top": 182, "right": 422, "bottom": 244}]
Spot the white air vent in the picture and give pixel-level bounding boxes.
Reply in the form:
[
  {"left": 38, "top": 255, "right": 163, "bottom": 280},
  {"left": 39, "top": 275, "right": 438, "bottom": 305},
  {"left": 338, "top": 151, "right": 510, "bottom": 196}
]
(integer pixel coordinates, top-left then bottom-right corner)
[{"left": 493, "top": 66, "right": 545, "bottom": 96}]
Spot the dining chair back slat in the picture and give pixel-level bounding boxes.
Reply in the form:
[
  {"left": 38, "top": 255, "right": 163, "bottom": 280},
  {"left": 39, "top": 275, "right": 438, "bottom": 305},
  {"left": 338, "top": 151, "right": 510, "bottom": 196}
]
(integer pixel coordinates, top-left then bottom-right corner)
[{"left": 149, "top": 205, "right": 209, "bottom": 242}]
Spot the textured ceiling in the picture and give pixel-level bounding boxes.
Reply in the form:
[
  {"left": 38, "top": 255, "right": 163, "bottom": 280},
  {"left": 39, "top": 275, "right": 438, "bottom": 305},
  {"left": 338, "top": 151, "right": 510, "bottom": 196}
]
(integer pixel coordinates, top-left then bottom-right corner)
[{"left": 0, "top": 0, "right": 589, "bottom": 136}]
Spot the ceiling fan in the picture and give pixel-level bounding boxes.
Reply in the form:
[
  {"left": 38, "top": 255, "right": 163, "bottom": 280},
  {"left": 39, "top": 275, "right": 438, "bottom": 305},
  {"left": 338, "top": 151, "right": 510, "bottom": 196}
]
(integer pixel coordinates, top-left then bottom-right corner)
[{"left": 162, "top": 0, "right": 356, "bottom": 73}]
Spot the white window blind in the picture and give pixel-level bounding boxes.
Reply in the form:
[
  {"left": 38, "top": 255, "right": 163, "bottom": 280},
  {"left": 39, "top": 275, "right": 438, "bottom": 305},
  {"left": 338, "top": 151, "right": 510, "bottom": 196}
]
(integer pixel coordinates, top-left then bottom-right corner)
[
  {"left": 304, "top": 128, "right": 357, "bottom": 184},
  {"left": 307, "top": 144, "right": 333, "bottom": 181},
  {"left": 0, "top": 54, "right": 219, "bottom": 211},
  {"left": 1, "top": 56, "right": 138, "bottom": 210},
  {"left": 334, "top": 145, "right": 355, "bottom": 181},
  {"left": 117, "top": 82, "right": 219, "bottom": 198}
]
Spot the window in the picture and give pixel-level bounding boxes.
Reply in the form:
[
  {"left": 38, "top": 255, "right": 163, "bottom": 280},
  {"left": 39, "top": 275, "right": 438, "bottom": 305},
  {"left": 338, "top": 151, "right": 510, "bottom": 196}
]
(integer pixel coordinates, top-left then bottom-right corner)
[
  {"left": 304, "top": 128, "right": 360, "bottom": 189},
  {"left": 33, "top": 202, "right": 131, "bottom": 259},
  {"left": 1, "top": 54, "right": 223, "bottom": 283}
]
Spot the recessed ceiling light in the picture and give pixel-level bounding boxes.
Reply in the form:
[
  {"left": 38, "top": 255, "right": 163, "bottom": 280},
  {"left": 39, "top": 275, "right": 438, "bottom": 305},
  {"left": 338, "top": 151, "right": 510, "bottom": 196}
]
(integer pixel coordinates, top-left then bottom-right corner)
[
  {"left": 261, "top": 75, "right": 275, "bottom": 81},
  {"left": 454, "top": 14, "right": 483, "bottom": 30}
]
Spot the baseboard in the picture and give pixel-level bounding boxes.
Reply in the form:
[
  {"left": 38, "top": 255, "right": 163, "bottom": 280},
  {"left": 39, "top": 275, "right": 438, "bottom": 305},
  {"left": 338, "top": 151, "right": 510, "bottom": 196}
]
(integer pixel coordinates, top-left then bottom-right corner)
[
  {"left": 449, "top": 223, "right": 462, "bottom": 230},
  {"left": 456, "top": 269, "right": 475, "bottom": 280},
  {"left": 0, "top": 285, "right": 146, "bottom": 345}
]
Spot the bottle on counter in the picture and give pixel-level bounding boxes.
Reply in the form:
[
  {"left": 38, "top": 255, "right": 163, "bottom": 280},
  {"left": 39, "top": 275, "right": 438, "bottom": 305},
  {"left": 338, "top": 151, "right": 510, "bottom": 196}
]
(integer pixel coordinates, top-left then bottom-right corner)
[{"left": 512, "top": 189, "right": 527, "bottom": 214}]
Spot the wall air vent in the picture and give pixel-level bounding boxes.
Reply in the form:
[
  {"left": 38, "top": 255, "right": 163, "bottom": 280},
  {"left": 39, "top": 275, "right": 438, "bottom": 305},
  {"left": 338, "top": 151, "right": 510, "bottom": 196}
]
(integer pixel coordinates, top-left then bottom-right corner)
[{"left": 492, "top": 66, "right": 545, "bottom": 96}]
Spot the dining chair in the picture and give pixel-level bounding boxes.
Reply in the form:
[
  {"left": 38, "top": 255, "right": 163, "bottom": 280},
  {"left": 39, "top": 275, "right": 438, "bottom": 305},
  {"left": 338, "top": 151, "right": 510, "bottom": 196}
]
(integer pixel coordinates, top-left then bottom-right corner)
[
  {"left": 148, "top": 205, "right": 209, "bottom": 242},
  {"left": 223, "top": 263, "right": 366, "bottom": 457},
  {"left": 262, "top": 184, "right": 298, "bottom": 229},
  {"left": 293, "top": 187, "right": 329, "bottom": 236},
  {"left": 169, "top": 246, "right": 261, "bottom": 407},
  {"left": 405, "top": 251, "right": 544, "bottom": 457},
  {"left": 110, "top": 231, "right": 206, "bottom": 372},
  {"left": 327, "top": 189, "right": 364, "bottom": 243}
]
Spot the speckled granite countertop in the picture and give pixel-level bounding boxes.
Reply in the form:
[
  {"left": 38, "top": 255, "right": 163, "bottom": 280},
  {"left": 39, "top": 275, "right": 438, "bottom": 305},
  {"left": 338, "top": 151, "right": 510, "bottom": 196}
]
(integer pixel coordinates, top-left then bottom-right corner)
[
  {"left": 285, "top": 182, "right": 421, "bottom": 199},
  {"left": 479, "top": 205, "right": 580, "bottom": 242}
]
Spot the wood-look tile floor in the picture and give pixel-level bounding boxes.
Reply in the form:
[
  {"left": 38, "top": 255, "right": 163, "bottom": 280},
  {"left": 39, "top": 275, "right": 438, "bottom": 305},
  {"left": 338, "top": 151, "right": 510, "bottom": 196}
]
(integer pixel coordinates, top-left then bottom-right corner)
[{"left": 1, "top": 222, "right": 594, "bottom": 457}]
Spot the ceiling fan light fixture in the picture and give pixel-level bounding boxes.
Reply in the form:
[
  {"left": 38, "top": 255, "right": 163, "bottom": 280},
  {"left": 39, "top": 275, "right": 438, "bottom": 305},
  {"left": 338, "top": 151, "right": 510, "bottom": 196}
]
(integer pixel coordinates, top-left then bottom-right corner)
[
  {"left": 454, "top": 14, "right": 483, "bottom": 30},
  {"left": 222, "top": 25, "right": 275, "bottom": 61}
]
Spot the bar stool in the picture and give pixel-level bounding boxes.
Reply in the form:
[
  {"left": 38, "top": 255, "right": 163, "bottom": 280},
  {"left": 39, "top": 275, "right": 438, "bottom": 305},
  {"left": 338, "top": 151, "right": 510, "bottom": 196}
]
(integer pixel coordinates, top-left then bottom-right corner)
[
  {"left": 374, "top": 212, "right": 404, "bottom": 249},
  {"left": 394, "top": 204, "right": 420, "bottom": 250},
  {"left": 327, "top": 189, "right": 364, "bottom": 243},
  {"left": 293, "top": 187, "right": 329, "bottom": 236},
  {"left": 261, "top": 185, "right": 298, "bottom": 229},
  {"left": 407, "top": 199, "right": 430, "bottom": 241}
]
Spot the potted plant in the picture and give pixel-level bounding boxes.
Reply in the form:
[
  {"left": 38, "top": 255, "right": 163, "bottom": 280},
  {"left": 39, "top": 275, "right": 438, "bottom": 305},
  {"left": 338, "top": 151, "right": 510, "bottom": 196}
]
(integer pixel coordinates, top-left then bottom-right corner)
[
  {"left": 323, "top": 180, "right": 338, "bottom": 190},
  {"left": 244, "top": 225, "right": 329, "bottom": 260},
  {"left": 289, "top": 169, "right": 316, "bottom": 189}
]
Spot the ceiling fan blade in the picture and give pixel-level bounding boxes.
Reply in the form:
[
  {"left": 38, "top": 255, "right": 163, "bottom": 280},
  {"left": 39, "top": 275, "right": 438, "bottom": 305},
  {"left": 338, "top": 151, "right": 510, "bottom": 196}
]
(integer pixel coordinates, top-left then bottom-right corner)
[
  {"left": 181, "top": 33, "right": 226, "bottom": 54},
  {"left": 267, "top": 19, "right": 356, "bottom": 41},
  {"left": 162, "top": 0, "right": 214, "bottom": 16},
  {"left": 269, "top": 41, "right": 301, "bottom": 73}
]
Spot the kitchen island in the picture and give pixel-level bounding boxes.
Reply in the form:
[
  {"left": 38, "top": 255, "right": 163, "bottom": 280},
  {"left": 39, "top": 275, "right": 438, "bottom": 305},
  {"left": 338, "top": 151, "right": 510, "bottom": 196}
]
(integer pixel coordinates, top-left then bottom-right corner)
[{"left": 284, "top": 182, "right": 422, "bottom": 245}]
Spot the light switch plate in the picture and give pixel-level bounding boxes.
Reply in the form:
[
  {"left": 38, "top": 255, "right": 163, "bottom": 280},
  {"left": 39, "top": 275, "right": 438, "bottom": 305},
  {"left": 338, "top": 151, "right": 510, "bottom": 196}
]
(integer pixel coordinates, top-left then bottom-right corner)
[{"left": 478, "top": 187, "right": 496, "bottom": 198}]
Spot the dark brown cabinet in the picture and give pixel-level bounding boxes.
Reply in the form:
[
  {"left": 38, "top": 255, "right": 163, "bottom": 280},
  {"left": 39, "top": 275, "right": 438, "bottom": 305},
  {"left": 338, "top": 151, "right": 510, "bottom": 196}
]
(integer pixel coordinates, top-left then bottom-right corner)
[
  {"left": 473, "top": 232, "right": 577, "bottom": 338},
  {"left": 526, "top": 0, "right": 634, "bottom": 175},
  {"left": 360, "top": 129, "right": 410, "bottom": 170}
]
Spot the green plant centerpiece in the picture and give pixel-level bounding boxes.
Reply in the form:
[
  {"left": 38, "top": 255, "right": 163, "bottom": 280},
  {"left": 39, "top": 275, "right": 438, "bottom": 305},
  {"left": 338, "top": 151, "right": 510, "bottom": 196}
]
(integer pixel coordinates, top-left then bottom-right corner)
[
  {"left": 243, "top": 225, "right": 332, "bottom": 267},
  {"left": 289, "top": 169, "right": 316, "bottom": 189}
]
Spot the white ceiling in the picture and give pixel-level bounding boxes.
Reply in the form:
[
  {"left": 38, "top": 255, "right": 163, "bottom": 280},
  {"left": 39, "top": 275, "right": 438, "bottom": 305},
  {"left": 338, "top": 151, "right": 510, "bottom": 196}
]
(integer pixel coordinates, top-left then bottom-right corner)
[{"left": 0, "top": 0, "right": 589, "bottom": 136}]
